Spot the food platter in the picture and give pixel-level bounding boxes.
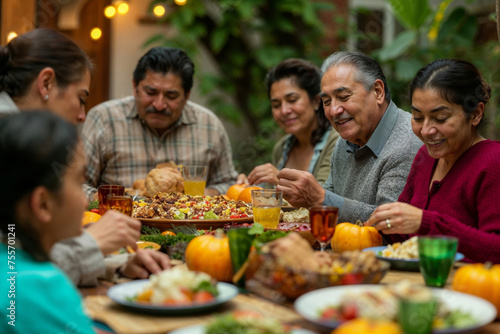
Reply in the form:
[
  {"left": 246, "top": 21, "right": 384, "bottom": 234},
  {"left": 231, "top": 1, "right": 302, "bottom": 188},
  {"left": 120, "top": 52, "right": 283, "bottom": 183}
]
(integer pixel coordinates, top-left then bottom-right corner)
[
  {"left": 363, "top": 246, "right": 465, "bottom": 271},
  {"left": 138, "top": 217, "right": 253, "bottom": 231},
  {"left": 108, "top": 280, "right": 238, "bottom": 315},
  {"left": 294, "top": 284, "right": 497, "bottom": 333},
  {"left": 169, "top": 325, "right": 317, "bottom": 334}
]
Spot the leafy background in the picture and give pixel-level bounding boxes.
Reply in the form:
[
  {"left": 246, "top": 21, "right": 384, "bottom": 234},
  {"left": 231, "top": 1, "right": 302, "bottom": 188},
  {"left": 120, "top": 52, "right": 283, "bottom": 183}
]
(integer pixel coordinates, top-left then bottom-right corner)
[{"left": 145, "top": 0, "right": 500, "bottom": 174}]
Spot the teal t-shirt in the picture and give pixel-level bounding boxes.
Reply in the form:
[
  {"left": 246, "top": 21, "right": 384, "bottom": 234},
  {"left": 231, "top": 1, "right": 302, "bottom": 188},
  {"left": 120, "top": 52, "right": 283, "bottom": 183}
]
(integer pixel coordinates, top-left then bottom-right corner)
[{"left": 1, "top": 243, "right": 95, "bottom": 334}]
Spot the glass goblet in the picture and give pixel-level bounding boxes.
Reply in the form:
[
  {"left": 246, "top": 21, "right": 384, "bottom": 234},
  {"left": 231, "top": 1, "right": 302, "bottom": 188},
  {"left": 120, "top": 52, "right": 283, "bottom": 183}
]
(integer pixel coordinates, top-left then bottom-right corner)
[{"left": 309, "top": 206, "right": 338, "bottom": 251}]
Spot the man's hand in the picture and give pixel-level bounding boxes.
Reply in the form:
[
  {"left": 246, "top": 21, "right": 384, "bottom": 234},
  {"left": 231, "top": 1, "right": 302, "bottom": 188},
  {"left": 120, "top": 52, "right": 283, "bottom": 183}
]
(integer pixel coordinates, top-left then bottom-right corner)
[
  {"left": 85, "top": 210, "right": 141, "bottom": 255},
  {"left": 119, "top": 249, "right": 171, "bottom": 279},
  {"left": 205, "top": 188, "right": 220, "bottom": 196},
  {"left": 276, "top": 168, "right": 325, "bottom": 208},
  {"left": 236, "top": 173, "right": 249, "bottom": 185},
  {"left": 247, "top": 163, "right": 280, "bottom": 186}
]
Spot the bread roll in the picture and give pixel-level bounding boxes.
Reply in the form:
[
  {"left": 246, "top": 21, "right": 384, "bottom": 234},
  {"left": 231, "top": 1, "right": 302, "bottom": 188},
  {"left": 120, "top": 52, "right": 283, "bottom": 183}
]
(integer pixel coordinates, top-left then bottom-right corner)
[{"left": 145, "top": 167, "right": 184, "bottom": 197}]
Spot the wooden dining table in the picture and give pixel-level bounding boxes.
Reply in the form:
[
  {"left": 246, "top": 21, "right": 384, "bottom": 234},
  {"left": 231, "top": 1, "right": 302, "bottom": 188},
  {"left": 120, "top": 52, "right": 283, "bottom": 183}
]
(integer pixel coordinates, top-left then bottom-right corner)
[{"left": 80, "top": 266, "right": 500, "bottom": 334}]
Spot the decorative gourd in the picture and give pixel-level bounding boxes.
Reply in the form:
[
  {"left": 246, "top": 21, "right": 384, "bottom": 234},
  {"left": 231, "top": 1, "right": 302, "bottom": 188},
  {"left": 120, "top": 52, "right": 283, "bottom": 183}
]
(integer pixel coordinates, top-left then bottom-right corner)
[
  {"left": 185, "top": 230, "right": 233, "bottom": 282},
  {"left": 452, "top": 262, "right": 500, "bottom": 316},
  {"left": 332, "top": 319, "right": 402, "bottom": 334},
  {"left": 331, "top": 221, "right": 383, "bottom": 253}
]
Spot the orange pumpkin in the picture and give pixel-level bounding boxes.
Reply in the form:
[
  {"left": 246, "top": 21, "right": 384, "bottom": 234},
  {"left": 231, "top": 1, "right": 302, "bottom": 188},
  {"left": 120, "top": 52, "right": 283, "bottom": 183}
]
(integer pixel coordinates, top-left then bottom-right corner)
[
  {"left": 237, "top": 186, "right": 263, "bottom": 204},
  {"left": 226, "top": 184, "right": 248, "bottom": 201},
  {"left": 452, "top": 262, "right": 500, "bottom": 316},
  {"left": 332, "top": 319, "right": 402, "bottom": 334},
  {"left": 331, "top": 221, "right": 383, "bottom": 253},
  {"left": 185, "top": 230, "right": 233, "bottom": 282}
]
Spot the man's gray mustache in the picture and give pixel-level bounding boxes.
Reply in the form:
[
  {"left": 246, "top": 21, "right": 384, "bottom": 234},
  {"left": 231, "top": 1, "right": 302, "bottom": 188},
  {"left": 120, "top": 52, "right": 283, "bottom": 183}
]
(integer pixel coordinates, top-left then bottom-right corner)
[{"left": 145, "top": 108, "right": 172, "bottom": 116}]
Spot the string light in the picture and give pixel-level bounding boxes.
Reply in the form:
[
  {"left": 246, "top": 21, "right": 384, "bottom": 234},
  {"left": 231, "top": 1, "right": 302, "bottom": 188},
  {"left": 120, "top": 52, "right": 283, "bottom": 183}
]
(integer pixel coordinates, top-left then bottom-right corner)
[
  {"left": 90, "top": 27, "right": 102, "bottom": 40},
  {"left": 6, "top": 32, "right": 17, "bottom": 43},
  {"left": 104, "top": 5, "right": 116, "bottom": 18},
  {"left": 116, "top": 1, "right": 129, "bottom": 15},
  {"left": 153, "top": 5, "right": 166, "bottom": 17},
  {"left": 175, "top": 0, "right": 187, "bottom": 6}
]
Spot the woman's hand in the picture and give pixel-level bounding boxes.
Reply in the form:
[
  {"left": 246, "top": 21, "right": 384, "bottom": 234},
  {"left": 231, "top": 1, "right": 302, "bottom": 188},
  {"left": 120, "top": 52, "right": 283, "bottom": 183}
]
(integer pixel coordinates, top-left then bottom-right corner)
[
  {"left": 119, "top": 249, "right": 171, "bottom": 279},
  {"left": 247, "top": 163, "right": 280, "bottom": 186},
  {"left": 364, "top": 202, "right": 423, "bottom": 234},
  {"left": 86, "top": 210, "right": 141, "bottom": 255}
]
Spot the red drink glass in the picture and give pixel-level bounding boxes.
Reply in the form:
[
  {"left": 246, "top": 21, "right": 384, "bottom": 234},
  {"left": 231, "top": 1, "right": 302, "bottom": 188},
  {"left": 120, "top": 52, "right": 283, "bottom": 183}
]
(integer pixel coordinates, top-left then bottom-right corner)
[
  {"left": 98, "top": 185, "right": 125, "bottom": 215},
  {"left": 309, "top": 206, "right": 338, "bottom": 251}
]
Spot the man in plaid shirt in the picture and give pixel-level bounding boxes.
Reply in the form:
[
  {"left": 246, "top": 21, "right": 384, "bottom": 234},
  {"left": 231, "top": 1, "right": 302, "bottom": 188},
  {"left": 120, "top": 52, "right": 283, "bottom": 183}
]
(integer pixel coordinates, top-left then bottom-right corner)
[{"left": 82, "top": 47, "right": 238, "bottom": 200}]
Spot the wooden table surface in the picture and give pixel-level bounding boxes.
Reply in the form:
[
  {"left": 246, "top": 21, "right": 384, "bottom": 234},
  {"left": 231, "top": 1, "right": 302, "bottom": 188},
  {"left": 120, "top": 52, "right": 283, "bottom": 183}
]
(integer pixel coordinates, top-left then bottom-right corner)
[{"left": 80, "top": 268, "right": 500, "bottom": 334}]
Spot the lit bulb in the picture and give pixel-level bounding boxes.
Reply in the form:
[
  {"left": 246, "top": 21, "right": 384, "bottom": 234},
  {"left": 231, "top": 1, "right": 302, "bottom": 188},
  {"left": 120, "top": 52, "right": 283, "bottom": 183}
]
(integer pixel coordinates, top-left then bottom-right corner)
[
  {"left": 175, "top": 0, "right": 187, "bottom": 6},
  {"left": 153, "top": 5, "right": 165, "bottom": 17},
  {"left": 90, "top": 28, "right": 102, "bottom": 40},
  {"left": 104, "top": 5, "right": 116, "bottom": 18},
  {"left": 6, "top": 32, "right": 17, "bottom": 43},
  {"left": 116, "top": 2, "right": 129, "bottom": 14}
]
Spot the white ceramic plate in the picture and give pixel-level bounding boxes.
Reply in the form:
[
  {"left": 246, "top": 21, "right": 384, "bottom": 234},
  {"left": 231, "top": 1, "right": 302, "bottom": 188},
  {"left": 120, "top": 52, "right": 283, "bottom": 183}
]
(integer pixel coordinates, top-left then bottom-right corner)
[
  {"left": 169, "top": 324, "right": 317, "bottom": 334},
  {"left": 294, "top": 284, "right": 497, "bottom": 333},
  {"left": 108, "top": 280, "right": 238, "bottom": 315},
  {"left": 364, "top": 246, "right": 465, "bottom": 271}
]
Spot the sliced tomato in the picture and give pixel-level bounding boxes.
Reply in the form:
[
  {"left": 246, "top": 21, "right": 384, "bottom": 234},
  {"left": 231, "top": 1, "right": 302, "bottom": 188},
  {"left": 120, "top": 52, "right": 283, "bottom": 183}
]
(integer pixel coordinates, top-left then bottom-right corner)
[
  {"left": 193, "top": 291, "right": 215, "bottom": 303},
  {"left": 340, "top": 304, "right": 357, "bottom": 321},
  {"left": 320, "top": 307, "right": 339, "bottom": 320}
]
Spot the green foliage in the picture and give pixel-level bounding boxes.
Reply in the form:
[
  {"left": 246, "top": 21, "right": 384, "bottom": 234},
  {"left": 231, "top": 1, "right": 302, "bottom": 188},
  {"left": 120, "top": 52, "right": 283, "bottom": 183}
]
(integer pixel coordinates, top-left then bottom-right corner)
[
  {"left": 140, "top": 232, "right": 197, "bottom": 247},
  {"left": 366, "top": 0, "right": 500, "bottom": 136},
  {"left": 385, "top": 0, "right": 431, "bottom": 30},
  {"left": 145, "top": 0, "right": 335, "bottom": 173},
  {"left": 141, "top": 225, "right": 161, "bottom": 235},
  {"left": 87, "top": 200, "right": 99, "bottom": 210}
]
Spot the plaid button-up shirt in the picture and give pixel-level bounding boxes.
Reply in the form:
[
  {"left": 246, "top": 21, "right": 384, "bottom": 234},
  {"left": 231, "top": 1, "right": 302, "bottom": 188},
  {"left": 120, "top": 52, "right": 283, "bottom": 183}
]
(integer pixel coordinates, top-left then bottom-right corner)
[{"left": 81, "top": 96, "right": 238, "bottom": 200}]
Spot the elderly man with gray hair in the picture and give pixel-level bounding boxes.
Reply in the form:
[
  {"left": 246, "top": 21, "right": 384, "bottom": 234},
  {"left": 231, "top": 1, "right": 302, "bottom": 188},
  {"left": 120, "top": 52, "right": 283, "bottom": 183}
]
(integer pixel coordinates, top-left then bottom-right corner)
[{"left": 277, "top": 51, "right": 421, "bottom": 225}]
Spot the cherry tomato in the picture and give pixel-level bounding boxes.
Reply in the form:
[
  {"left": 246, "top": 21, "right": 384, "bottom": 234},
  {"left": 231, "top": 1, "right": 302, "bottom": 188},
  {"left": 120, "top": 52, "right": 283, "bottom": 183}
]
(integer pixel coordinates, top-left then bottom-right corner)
[{"left": 90, "top": 209, "right": 100, "bottom": 214}]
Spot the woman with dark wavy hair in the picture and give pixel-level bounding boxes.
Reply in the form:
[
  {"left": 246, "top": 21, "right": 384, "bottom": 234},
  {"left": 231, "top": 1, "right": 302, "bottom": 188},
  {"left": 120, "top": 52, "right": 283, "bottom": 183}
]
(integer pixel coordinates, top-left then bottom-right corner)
[
  {"left": 0, "top": 112, "right": 95, "bottom": 333},
  {"left": 238, "top": 58, "right": 339, "bottom": 186},
  {"left": 366, "top": 59, "right": 500, "bottom": 264},
  {"left": 0, "top": 28, "right": 170, "bottom": 287}
]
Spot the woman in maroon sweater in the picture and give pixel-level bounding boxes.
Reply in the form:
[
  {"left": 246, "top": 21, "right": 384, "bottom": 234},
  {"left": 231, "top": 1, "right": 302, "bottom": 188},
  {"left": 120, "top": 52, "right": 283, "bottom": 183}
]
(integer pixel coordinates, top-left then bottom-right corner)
[{"left": 365, "top": 59, "right": 500, "bottom": 264}]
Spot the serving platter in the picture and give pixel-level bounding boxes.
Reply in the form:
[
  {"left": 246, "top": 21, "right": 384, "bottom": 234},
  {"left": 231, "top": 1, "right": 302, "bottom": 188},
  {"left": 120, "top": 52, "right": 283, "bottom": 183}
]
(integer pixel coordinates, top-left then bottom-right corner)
[
  {"left": 138, "top": 217, "right": 253, "bottom": 231},
  {"left": 169, "top": 324, "right": 317, "bottom": 334},
  {"left": 363, "top": 246, "right": 465, "bottom": 271},
  {"left": 294, "top": 284, "right": 497, "bottom": 333},
  {"left": 108, "top": 280, "right": 238, "bottom": 315}
]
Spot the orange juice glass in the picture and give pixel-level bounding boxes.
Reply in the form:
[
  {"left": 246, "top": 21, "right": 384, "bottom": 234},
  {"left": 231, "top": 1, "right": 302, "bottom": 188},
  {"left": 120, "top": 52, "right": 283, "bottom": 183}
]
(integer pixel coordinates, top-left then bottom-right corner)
[
  {"left": 182, "top": 165, "right": 208, "bottom": 196},
  {"left": 251, "top": 189, "right": 283, "bottom": 229}
]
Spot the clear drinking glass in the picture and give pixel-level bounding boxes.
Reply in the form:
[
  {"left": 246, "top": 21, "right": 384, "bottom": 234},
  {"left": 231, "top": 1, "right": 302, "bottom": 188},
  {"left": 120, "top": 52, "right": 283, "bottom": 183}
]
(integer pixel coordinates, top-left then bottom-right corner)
[
  {"left": 182, "top": 165, "right": 208, "bottom": 196},
  {"left": 309, "top": 206, "right": 338, "bottom": 251},
  {"left": 98, "top": 185, "right": 125, "bottom": 215},
  {"left": 251, "top": 189, "right": 283, "bottom": 229},
  {"left": 106, "top": 195, "right": 133, "bottom": 216}
]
